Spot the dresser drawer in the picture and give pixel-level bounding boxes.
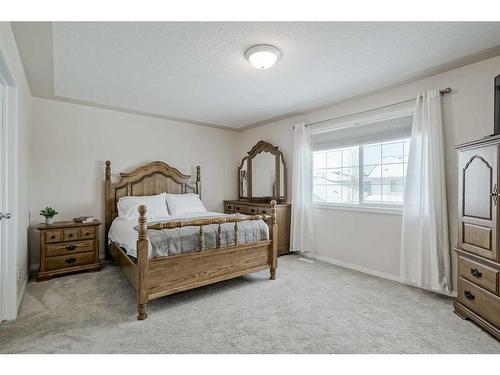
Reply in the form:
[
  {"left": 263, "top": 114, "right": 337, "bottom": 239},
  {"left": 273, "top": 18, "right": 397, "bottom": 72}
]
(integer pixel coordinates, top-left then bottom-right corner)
[
  {"left": 224, "top": 202, "right": 235, "bottom": 213},
  {"left": 258, "top": 207, "right": 270, "bottom": 215},
  {"left": 234, "top": 204, "right": 258, "bottom": 215},
  {"left": 459, "top": 256, "right": 499, "bottom": 295},
  {"left": 458, "top": 277, "right": 500, "bottom": 328},
  {"left": 46, "top": 240, "right": 95, "bottom": 257},
  {"left": 45, "top": 230, "right": 63, "bottom": 243},
  {"left": 46, "top": 252, "right": 96, "bottom": 271}
]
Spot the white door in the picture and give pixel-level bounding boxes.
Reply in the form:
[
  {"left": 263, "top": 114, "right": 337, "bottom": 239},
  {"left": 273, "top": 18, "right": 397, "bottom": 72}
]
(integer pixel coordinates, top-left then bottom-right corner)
[
  {"left": 0, "top": 50, "right": 18, "bottom": 322},
  {"left": 0, "top": 84, "right": 3, "bottom": 317},
  {"left": 0, "top": 81, "right": 13, "bottom": 322}
]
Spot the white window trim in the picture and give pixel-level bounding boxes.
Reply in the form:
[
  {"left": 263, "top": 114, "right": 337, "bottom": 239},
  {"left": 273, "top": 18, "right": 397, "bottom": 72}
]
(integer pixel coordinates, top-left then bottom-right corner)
[
  {"left": 312, "top": 137, "right": 410, "bottom": 209},
  {"left": 313, "top": 202, "right": 403, "bottom": 216}
]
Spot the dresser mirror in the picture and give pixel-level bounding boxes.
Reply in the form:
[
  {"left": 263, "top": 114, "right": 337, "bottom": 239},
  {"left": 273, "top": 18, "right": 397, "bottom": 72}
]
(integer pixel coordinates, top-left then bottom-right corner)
[
  {"left": 239, "top": 157, "right": 249, "bottom": 198},
  {"left": 238, "top": 140, "right": 287, "bottom": 202}
]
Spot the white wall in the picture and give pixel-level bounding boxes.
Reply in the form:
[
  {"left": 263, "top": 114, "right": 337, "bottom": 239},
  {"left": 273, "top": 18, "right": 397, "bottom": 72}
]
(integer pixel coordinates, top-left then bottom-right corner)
[
  {"left": 0, "top": 23, "right": 32, "bottom": 310},
  {"left": 21, "top": 36, "right": 500, "bottom": 295},
  {"left": 236, "top": 55, "right": 500, "bottom": 288},
  {"left": 29, "top": 98, "right": 237, "bottom": 263}
]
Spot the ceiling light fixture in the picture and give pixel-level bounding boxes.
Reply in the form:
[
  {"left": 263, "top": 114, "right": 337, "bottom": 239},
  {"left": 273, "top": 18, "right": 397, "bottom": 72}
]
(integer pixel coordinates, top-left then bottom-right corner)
[{"left": 245, "top": 44, "right": 281, "bottom": 70}]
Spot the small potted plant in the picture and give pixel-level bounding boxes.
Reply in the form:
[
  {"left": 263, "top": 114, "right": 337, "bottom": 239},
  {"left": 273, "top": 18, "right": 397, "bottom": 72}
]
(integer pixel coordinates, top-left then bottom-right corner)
[{"left": 40, "top": 207, "right": 58, "bottom": 225}]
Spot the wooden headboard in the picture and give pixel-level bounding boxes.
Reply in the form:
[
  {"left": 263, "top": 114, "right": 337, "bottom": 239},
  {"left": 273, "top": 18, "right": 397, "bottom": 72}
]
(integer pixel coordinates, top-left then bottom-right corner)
[{"left": 104, "top": 160, "right": 200, "bottom": 258}]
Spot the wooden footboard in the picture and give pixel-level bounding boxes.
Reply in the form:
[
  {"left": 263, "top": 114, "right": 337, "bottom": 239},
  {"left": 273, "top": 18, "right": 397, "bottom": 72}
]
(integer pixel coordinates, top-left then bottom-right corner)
[{"left": 147, "top": 241, "right": 272, "bottom": 299}]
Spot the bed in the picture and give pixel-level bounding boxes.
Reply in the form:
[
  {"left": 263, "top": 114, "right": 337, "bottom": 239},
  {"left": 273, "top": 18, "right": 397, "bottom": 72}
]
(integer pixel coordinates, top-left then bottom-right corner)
[{"left": 104, "top": 160, "right": 278, "bottom": 320}]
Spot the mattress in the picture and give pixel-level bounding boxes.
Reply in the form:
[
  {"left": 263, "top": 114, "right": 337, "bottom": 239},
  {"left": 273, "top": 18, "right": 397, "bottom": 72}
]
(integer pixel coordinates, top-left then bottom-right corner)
[{"left": 108, "top": 212, "right": 269, "bottom": 259}]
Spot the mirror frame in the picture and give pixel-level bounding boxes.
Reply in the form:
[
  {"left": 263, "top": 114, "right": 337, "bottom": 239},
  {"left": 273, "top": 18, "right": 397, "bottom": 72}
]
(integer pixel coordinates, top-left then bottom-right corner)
[
  {"left": 238, "top": 156, "right": 250, "bottom": 199},
  {"left": 238, "top": 140, "right": 287, "bottom": 203}
]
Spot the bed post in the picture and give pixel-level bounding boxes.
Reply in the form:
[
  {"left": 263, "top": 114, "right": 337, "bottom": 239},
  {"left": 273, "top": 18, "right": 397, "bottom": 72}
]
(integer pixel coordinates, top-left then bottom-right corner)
[
  {"left": 137, "top": 205, "right": 149, "bottom": 320},
  {"left": 105, "top": 160, "right": 112, "bottom": 260},
  {"left": 270, "top": 200, "right": 278, "bottom": 280},
  {"left": 196, "top": 165, "right": 201, "bottom": 199}
]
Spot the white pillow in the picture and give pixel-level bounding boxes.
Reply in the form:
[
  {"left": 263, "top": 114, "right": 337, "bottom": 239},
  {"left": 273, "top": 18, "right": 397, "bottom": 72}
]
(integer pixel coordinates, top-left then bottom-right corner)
[
  {"left": 117, "top": 193, "right": 169, "bottom": 220},
  {"left": 165, "top": 193, "right": 207, "bottom": 216}
]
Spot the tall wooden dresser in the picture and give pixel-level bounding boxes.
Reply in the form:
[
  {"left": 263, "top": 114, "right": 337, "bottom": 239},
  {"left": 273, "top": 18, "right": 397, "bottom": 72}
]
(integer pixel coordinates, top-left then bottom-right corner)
[
  {"left": 224, "top": 200, "right": 291, "bottom": 256},
  {"left": 454, "top": 136, "right": 500, "bottom": 340}
]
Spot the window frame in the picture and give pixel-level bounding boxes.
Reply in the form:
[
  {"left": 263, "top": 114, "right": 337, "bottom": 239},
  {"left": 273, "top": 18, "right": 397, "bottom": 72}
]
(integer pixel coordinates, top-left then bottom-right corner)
[
  {"left": 311, "top": 136, "right": 410, "bottom": 215},
  {"left": 311, "top": 105, "right": 415, "bottom": 215}
]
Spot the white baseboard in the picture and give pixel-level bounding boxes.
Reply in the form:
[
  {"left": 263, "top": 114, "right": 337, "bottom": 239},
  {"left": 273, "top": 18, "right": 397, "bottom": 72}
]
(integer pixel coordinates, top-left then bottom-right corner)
[
  {"left": 312, "top": 254, "right": 403, "bottom": 283},
  {"left": 312, "top": 254, "right": 457, "bottom": 298},
  {"left": 16, "top": 274, "right": 28, "bottom": 312}
]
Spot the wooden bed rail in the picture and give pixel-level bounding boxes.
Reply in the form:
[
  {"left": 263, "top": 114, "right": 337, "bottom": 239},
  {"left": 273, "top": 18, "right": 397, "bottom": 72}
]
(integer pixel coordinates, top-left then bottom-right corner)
[
  {"left": 145, "top": 205, "right": 276, "bottom": 250},
  {"left": 146, "top": 212, "right": 273, "bottom": 230}
]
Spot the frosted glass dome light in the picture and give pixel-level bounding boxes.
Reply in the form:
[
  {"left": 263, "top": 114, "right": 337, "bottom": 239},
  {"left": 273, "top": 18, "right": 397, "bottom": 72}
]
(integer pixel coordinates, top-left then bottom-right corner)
[{"left": 245, "top": 45, "right": 281, "bottom": 70}]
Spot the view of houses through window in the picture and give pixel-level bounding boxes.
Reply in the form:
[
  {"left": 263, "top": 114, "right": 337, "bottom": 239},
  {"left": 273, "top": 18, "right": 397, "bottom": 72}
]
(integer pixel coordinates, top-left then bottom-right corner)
[{"left": 313, "top": 138, "right": 410, "bottom": 206}]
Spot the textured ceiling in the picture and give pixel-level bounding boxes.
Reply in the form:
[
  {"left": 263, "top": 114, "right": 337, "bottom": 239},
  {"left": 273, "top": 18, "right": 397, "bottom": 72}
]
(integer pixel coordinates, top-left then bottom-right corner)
[{"left": 12, "top": 22, "right": 500, "bottom": 129}]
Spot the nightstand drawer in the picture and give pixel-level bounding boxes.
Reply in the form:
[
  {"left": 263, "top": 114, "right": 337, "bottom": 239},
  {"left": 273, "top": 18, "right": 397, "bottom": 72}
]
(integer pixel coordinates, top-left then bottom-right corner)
[
  {"left": 459, "top": 256, "right": 499, "bottom": 295},
  {"left": 63, "top": 228, "right": 79, "bottom": 241},
  {"left": 80, "top": 226, "right": 96, "bottom": 240},
  {"left": 46, "top": 240, "right": 95, "bottom": 257},
  {"left": 46, "top": 252, "right": 96, "bottom": 271},
  {"left": 45, "top": 230, "right": 63, "bottom": 243}
]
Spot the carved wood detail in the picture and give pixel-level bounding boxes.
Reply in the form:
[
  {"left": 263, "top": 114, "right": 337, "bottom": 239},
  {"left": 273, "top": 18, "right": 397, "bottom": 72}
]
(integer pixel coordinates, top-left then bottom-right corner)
[
  {"left": 238, "top": 140, "right": 287, "bottom": 203},
  {"left": 104, "top": 160, "right": 200, "bottom": 259},
  {"left": 454, "top": 139, "right": 500, "bottom": 339},
  {"left": 247, "top": 140, "right": 279, "bottom": 158}
]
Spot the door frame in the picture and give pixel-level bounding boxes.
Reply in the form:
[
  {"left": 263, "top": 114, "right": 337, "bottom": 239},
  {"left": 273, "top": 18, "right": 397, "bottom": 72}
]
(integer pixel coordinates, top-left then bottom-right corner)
[{"left": 0, "top": 48, "right": 19, "bottom": 322}]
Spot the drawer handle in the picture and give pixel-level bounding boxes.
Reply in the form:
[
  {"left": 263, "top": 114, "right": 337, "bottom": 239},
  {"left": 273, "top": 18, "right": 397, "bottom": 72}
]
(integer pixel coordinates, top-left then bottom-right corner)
[
  {"left": 464, "top": 290, "right": 475, "bottom": 300},
  {"left": 251, "top": 208, "right": 255, "bottom": 213},
  {"left": 66, "top": 245, "right": 77, "bottom": 251},
  {"left": 236, "top": 207, "right": 240, "bottom": 210},
  {"left": 68, "top": 233, "right": 74, "bottom": 237},
  {"left": 85, "top": 232, "right": 90, "bottom": 236},
  {"left": 470, "top": 268, "right": 482, "bottom": 278},
  {"left": 65, "top": 257, "right": 77, "bottom": 264},
  {"left": 261, "top": 210, "right": 267, "bottom": 214},
  {"left": 228, "top": 206, "right": 232, "bottom": 209},
  {"left": 51, "top": 235, "right": 56, "bottom": 239}
]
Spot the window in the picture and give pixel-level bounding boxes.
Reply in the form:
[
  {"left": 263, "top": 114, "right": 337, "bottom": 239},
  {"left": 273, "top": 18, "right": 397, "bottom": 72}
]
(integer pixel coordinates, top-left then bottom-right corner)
[{"left": 313, "top": 138, "right": 410, "bottom": 207}]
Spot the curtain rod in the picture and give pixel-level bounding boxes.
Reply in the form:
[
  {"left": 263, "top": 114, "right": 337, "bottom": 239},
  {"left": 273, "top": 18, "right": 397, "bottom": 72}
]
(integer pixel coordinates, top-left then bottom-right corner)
[{"left": 304, "top": 87, "right": 452, "bottom": 128}]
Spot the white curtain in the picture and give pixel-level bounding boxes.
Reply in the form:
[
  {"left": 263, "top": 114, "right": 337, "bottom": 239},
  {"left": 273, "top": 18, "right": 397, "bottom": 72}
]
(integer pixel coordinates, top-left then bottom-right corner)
[
  {"left": 400, "top": 89, "right": 452, "bottom": 294},
  {"left": 291, "top": 123, "right": 316, "bottom": 253}
]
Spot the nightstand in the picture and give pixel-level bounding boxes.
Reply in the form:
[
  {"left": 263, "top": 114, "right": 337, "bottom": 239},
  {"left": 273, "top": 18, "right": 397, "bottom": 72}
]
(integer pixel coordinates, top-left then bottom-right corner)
[{"left": 36, "top": 220, "right": 101, "bottom": 281}]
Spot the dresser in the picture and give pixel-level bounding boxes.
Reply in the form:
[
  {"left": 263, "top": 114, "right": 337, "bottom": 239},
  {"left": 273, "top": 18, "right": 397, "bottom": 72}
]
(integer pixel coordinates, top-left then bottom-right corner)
[
  {"left": 454, "top": 136, "right": 500, "bottom": 340},
  {"left": 36, "top": 220, "right": 101, "bottom": 281},
  {"left": 224, "top": 200, "right": 291, "bottom": 256}
]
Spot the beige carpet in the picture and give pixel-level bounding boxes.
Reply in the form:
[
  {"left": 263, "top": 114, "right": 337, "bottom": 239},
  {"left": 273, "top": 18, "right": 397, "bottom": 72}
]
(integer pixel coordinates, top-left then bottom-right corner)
[{"left": 1, "top": 254, "right": 499, "bottom": 353}]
